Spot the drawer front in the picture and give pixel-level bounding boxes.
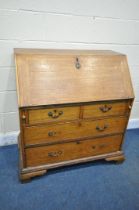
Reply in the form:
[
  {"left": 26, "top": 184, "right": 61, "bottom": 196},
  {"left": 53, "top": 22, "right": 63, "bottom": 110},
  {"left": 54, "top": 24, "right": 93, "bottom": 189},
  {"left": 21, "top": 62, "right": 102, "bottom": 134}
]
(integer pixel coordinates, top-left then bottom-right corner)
[
  {"left": 83, "top": 101, "right": 130, "bottom": 119},
  {"left": 26, "top": 134, "right": 123, "bottom": 167},
  {"left": 24, "top": 116, "right": 127, "bottom": 145},
  {"left": 28, "top": 106, "right": 80, "bottom": 125}
]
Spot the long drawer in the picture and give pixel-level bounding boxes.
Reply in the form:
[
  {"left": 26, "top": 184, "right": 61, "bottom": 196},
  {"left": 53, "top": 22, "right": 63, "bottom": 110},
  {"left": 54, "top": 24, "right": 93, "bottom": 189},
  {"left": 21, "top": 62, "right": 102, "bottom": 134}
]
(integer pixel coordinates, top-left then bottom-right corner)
[
  {"left": 25, "top": 134, "right": 123, "bottom": 167},
  {"left": 24, "top": 116, "right": 127, "bottom": 145}
]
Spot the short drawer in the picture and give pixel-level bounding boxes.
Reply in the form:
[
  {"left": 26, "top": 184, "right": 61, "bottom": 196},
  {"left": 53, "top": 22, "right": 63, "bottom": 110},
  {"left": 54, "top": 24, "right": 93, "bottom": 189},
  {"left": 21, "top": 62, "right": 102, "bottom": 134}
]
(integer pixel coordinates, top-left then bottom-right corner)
[
  {"left": 24, "top": 116, "right": 127, "bottom": 145},
  {"left": 83, "top": 101, "right": 130, "bottom": 119},
  {"left": 25, "top": 134, "right": 123, "bottom": 167},
  {"left": 28, "top": 106, "right": 80, "bottom": 124}
]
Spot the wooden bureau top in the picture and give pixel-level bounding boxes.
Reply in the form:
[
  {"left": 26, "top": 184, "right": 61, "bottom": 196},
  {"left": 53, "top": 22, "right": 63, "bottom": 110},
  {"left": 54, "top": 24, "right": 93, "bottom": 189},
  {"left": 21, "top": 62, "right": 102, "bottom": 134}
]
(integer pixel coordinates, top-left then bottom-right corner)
[
  {"left": 14, "top": 49, "right": 134, "bottom": 107},
  {"left": 14, "top": 49, "right": 122, "bottom": 55}
]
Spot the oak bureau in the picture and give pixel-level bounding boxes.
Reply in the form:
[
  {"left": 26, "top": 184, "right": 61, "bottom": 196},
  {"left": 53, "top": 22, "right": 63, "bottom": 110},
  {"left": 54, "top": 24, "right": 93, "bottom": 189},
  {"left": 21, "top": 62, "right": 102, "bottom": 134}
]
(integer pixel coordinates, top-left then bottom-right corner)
[{"left": 14, "top": 49, "right": 134, "bottom": 182}]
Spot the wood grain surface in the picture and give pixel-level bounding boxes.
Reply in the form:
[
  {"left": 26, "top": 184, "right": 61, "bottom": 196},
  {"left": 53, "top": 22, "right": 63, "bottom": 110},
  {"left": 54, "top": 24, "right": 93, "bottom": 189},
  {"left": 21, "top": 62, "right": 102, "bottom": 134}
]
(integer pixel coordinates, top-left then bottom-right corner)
[
  {"left": 15, "top": 49, "right": 134, "bottom": 181},
  {"left": 15, "top": 49, "right": 134, "bottom": 107},
  {"left": 28, "top": 106, "right": 80, "bottom": 124},
  {"left": 25, "top": 134, "right": 123, "bottom": 167},
  {"left": 24, "top": 116, "right": 127, "bottom": 145},
  {"left": 26, "top": 100, "right": 130, "bottom": 125}
]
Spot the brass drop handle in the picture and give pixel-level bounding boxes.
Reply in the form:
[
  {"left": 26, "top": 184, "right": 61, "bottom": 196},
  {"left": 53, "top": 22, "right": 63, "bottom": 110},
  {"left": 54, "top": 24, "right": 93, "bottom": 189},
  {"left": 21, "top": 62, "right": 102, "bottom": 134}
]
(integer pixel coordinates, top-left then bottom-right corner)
[
  {"left": 48, "top": 151, "right": 62, "bottom": 157},
  {"left": 99, "top": 105, "right": 112, "bottom": 113},
  {"left": 48, "top": 110, "right": 63, "bottom": 119},
  {"left": 75, "top": 57, "right": 81, "bottom": 69},
  {"left": 96, "top": 124, "right": 108, "bottom": 131},
  {"left": 48, "top": 131, "right": 56, "bottom": 137}
]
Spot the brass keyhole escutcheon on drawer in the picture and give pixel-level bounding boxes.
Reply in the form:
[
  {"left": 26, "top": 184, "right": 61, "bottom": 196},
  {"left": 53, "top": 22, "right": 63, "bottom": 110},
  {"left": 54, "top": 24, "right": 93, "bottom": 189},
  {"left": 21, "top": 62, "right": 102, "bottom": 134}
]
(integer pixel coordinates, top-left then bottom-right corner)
[
  {"left": 99, "top": 104, "right": 112, "bottom": 113},
  {"left": 48, "top": 150, "right": 63, "bottom": 157},
  {"left": 48, "top": 131, "right": 56, "bottom": 137},
  {"left": 76, "top": 140, "right": 81, "bottom": 144},
  {"left": 48, "top": 110, "right": 63, "bottom": 119},
  {"left": 96, "top": 124, "right": 108, "bottom": 131}
]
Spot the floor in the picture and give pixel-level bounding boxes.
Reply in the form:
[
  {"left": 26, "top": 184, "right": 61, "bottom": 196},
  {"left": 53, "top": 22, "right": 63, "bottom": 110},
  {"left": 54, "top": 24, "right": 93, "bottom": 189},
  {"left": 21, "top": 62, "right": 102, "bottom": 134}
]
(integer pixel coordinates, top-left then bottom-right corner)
[{"left": 0, "top": 129, "right": 139, "bottom": 210}]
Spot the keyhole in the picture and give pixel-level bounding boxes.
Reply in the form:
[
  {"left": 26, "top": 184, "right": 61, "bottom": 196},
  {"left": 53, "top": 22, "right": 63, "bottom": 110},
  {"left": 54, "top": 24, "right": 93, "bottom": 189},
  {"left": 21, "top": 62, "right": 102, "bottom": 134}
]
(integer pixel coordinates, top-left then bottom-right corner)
[{"left": 75, "top": 57, "right": 81, "bottom": 69}]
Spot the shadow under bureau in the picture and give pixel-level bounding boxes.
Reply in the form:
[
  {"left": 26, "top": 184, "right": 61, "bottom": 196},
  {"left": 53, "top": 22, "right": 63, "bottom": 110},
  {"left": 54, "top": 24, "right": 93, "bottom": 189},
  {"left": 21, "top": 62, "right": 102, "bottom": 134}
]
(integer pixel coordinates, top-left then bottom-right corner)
[{"left": 14, "top": 49, "right": 134, "bottom": 182}]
